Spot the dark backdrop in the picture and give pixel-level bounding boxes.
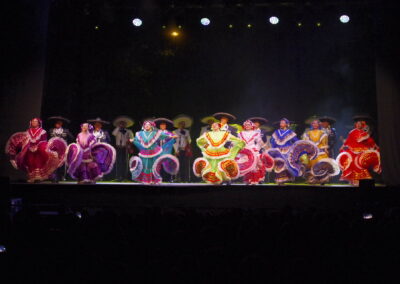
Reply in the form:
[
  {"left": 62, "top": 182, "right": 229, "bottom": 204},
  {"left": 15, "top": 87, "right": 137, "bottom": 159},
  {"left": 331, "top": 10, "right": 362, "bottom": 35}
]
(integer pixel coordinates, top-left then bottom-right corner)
[
  {"left": 4, "top": 1, "right": 399, "bottom": 185},
  {"left": 42, "top": 0, "right": 377, "bottom": 141}
]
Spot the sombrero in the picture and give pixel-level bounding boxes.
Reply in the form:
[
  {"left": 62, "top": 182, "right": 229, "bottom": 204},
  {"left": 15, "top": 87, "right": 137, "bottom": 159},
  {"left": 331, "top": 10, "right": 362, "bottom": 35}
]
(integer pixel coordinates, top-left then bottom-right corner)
[
  {"left": 47, "top": 116, "right": 71, "bottom": 124},
  {"left": 200, "top": 116, "right": 219, "bottom": 125},
  {"left": 248, "top": 117, "right": 268, "bottom": 125},
  {"left": 173, "top": 114, "right": 193, "bottom": 128},
  {"left": 212, "top": 112, "right": 237, "bottom": 121},
  {"left": 154, "top": 117, "right": 174, "bottom": 129},
  {"left": 87, "top": 117, "right": 110, "bottom": 125},
  {"left": 113, "top": 116, "right": 135, "bottom": 128},
  {"left": 319, "top": 116, "right": 337, "bottom": 124},
  {"left": 352, "top": 114, "right": 374, "bottom": 123},
  {"left": 229, "top": 124, "right": 243, "bottom": 133},
  {"left": 304, "top": 115, "right": 320, "bottom": 125}
]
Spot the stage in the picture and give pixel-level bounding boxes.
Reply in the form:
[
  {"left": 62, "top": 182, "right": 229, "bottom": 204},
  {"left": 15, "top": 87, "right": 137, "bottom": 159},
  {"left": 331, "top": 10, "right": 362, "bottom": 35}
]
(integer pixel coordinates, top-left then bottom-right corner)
[
  {"left": 2, "top": 181, "right": 400, "bottom": 283},
  {"left": 5, "top": 181, "right": 393, "bottom": 212}
]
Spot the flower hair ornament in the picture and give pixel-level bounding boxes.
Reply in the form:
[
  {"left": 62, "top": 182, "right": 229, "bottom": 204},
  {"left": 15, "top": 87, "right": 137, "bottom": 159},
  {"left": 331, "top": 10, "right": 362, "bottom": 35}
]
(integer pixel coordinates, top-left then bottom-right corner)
[
  {"left": 81, "top": 123, "right": 94, "bottom": 133},
  {"left": 142, "top": 120, "right": 156, "bottom": 130},
  {"left": 243, "top": 120, "right": 255, "bottom": 130}
]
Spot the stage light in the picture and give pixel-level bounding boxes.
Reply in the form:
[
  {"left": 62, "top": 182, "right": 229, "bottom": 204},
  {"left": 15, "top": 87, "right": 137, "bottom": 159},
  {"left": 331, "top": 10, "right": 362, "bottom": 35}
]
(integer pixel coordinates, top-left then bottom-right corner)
[
  {"left": 171, "top": 31, "right": 180, "bottom": 37},
  {"left": 178, "top": 25, "right": 182, "bottom": 29},
  {"left": 339, "top": 15, "right": 350, "bottom": 23},
  {"left": 228, "top": 24, "right": 233, "bottom": 28},
  {"left": 297, "top": 22, "right": 302, "bottom": 27},
  {"left": 132, "top": 18, "right": 143, "bottom": 27},
  {"left": 75, "top": 212, "right": 82, "bottom": 219},
  {"left": 0, "top": 245, "right": 6, "bottom": 253},
  {"left": 316, "top": 22, "right": 321, "bottom": 27},
  {"left": 162, "top": 25, "right": 166, "bottom": 29},
  {"left": 247, "top": 24, "right": 252, "bottom": 28},
  {"left": 94, "top": 25, "right": 99, "bottom": 30},
  {"left": 363, "top": 213, "right": 373, "bottom": 220},
  {"left": 200, "top": 18, "right": 210, "bottom": 26},
  {"left": 269, "top": 16, "right": 279, "bottom": 25}
]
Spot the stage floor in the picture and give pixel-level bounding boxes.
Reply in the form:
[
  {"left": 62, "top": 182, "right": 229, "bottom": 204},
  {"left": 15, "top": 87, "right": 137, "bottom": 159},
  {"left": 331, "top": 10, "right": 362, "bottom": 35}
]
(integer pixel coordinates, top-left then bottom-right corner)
[
  {"left": 5, "top": 181, "right": 392, "bottom": 211},
  {"left": 9, "top": 180, "right": 387, "bottom": 187}
]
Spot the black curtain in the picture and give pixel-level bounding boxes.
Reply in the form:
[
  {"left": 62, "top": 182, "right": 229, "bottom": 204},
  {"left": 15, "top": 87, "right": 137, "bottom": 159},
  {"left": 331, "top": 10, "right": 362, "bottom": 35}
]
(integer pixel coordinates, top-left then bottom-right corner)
[
  {"left": 375, "top": 3, "right": 400, "bottom": 186},
  {"left": 0, "top": 0, "right": 50, "bottom": 179}
]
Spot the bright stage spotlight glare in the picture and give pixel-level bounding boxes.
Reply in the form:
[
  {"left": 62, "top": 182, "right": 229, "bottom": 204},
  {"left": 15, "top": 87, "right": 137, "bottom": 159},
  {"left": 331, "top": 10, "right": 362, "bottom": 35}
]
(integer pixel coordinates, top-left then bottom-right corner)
[
  {"left": 363, "top": 213, "right": 373, "bottom": 220},
  {"left": 228, "top": 24, "right": 233, "bottom": 28},
  {"left": 340, "top": 15, "right": 350, "bottom": 23},
  {"left": 171, "top": 31, "right": 180, "bottom": 37},
  {"left": 0, "top": 245, "right": 6, "bottom": 253},
  {"left": 200, "top": 18, "right": 210, "bottom": 26},
  {"left": 269, "top": 16, "right": 279, "bottom": 25},
  {"left": 132, "top": 18, "right": 143, "bottom": 27}
]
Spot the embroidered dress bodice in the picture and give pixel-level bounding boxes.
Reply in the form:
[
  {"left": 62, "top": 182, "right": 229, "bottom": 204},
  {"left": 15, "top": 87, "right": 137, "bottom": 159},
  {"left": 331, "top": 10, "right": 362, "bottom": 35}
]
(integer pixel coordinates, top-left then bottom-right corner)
[
  {"left": 303, "top": 129, "right": 328, "bottom": 149},
  {"left": 137, "top": 130, "right": 161, "bottom": 148},
  {"left": 28, "top": 128, "right": 46, "bottom": 144},
  {"left": 239, "top": 130, "right": 262, "bottom": 151},
  {"left": 205, "top": 131, "right": 229, "bottom": 148},
  {"left": 78, "top": 133, "right": 95, "bottom": 149},
  {"left": 272, "top": 129, "right": 296, "bottom": 145}
]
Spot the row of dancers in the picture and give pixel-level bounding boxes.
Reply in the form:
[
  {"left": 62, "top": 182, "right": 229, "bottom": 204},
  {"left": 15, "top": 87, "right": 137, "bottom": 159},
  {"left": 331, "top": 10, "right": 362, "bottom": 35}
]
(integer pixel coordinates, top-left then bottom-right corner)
[{"left": 5, "top": 112, "right": 381, "bottom": 185}]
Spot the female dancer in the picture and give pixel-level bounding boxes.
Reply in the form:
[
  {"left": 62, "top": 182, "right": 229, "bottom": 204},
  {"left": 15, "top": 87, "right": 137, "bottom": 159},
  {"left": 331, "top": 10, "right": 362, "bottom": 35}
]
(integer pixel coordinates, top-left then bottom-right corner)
[
  {"left": 193, "top": 122, "right": 245, "bottom": 185},
  {"left": 66, "top": 123, "right": 116, "bottom": 184},
  {"left": 267, "top": 118, "right": 318, "bottom": 184},
  {"left": 6, "top": 118, "right": 67, "bottom": 182},
  {"left": 236, "top": 120, "right": 274, "bottom": 185},
  {"left": 302, "top": 119, "right": 340, "bottom": 184},
  {"left": 336, "top": 118, "right": 381, "bottom": 186},
  {"left": 130, "top": 120, "right": 179, "bottom": 184}
]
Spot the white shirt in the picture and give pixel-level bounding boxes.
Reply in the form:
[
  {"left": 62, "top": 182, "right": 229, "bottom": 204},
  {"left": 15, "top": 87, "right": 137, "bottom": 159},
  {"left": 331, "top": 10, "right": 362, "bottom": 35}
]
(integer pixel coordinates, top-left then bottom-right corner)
[
  {"left": 173, "top": 128, "right": 191, "bottom": 152},
  {"left": 112, "top": 127, "right": 134, "bottom": 147},
  {"left": 93, "top": 130, "right": 106, "bottom": 142}
]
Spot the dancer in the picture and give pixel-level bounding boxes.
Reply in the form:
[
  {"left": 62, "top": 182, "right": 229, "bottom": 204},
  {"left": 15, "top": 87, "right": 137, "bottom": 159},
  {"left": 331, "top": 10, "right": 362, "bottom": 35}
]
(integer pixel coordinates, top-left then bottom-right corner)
[
  {"left": 319, "top": 116, "right": 337, "bottom": 158},
  {"left": 270, "top": 118, "right": 298, "bottom": 155},
  {"left": 66, "top": 123, "right": 116, "bottom": 184},
  {"left": 130, "top": 120, "right": 179, "bottom": 184},
  {"left": 336, "top": 116, "right": 381, "bottom": 186},
  {"left": 236, "top": 120, "right": 274, "bottom": 185},
  {"left": 248, "top": 117, "right": 270, "bottom": 149},
  {"left": 154, "top": 117, "right": 176, "bottom": 182},
  {"left": 267, "top": 118, "right": 304, "bottom": 185},
  {"left": 154, "top": 118, "right": 175, "bottom": 154},
  {"left": 48, "top": 116, "right": 74, "bottom": 142},
  {"left": 112, "top": 116, "right": 134, "bottom": 181},
  {"left": 212, "top": 112, "right": 238, "bottom": 136},
  {"left": 193, "top": 122, "right": 245, "bottom": 185},
  {"left": 47, "top": 116, "right": 74, "bottom": 182},
  {"left": 173, "top": 114, "right": 193, "bottom": 182},
  {"left": 302, "top": 119, "right": 340, "bottom": 184},
  {"left": 5, "top": 118, "right": 67, "bottom": 183},
  {"left": 88, "top": 117, "right": 111, "bottom": 144}
]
